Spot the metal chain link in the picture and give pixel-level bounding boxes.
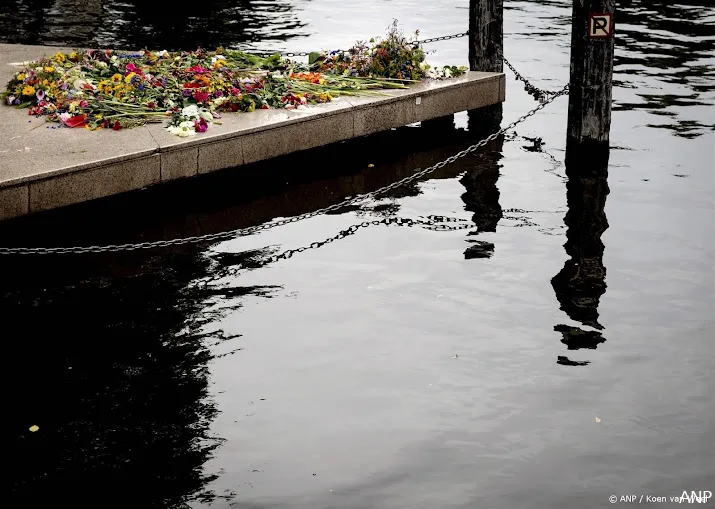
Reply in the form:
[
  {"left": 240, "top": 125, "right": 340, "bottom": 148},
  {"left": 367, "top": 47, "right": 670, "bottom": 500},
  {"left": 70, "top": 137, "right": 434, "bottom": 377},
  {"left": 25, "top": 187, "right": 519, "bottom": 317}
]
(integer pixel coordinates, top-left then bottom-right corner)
[
  {"left": 0, "top": 85, "right": 568, "bottom": 256},
  {"left": 416, "top": 32, "right": 469, "bottom": 44}
]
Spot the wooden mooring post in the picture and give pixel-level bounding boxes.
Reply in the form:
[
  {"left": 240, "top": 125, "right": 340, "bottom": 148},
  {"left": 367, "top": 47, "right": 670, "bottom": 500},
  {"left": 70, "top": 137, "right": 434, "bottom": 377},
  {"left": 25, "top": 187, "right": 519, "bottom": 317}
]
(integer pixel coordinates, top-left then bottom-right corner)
[
  {"left": 566, "top": 0, "right": 616, "bottom": 172},
  {"left": 467, "top": 0, "right": 503, "bottom": 127}
]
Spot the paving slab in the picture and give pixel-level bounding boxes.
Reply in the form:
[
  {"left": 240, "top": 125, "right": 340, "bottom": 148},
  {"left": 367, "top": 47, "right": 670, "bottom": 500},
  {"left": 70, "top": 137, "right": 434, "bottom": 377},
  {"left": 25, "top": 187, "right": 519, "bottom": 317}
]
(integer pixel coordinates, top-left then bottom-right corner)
[{"left": 0, "top": 43, "right": 505, "bottom": 220}]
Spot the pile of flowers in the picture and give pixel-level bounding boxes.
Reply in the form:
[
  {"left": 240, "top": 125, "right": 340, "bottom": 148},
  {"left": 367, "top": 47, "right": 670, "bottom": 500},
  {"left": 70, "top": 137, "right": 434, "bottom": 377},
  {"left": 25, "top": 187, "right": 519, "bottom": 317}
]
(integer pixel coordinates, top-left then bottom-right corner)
[{"left": 2, "top": 23, "right": 468, "bottom": 137}]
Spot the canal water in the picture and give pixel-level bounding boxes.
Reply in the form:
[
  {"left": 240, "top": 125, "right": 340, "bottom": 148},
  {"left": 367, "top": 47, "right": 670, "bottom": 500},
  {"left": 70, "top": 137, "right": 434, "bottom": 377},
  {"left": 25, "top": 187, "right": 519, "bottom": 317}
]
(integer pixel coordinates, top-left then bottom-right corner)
[{"left": 2, "top": 1, "right": 713, "bottom": 508}]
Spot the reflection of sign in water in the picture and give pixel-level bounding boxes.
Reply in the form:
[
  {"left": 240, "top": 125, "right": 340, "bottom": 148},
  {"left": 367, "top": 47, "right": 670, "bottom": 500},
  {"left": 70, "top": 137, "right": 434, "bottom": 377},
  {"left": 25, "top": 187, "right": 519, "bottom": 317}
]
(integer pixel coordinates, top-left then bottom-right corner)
[{"left": 589, "top": 13, "right": 612, "bottom": 38}]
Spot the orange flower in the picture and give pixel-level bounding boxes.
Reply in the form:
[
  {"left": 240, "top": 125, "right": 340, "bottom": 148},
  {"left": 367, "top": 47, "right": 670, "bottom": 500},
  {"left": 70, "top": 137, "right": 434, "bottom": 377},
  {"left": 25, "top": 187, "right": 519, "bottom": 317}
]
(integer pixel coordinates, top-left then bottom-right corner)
[{"left": 194, "top": 75, "right": 211, "bottom": 87}]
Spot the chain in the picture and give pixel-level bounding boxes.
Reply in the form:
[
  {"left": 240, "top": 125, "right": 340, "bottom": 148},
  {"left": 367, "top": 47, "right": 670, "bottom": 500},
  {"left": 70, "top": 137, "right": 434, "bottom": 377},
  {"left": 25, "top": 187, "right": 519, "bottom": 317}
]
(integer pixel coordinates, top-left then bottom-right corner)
[
  {"left": 247, "top": 33, "right": 561, "bottom": 105},
  {"left": 270, "top": 215, "right": 472, "bottom": 262},
  {"left": 0, "top": 86, "right": 567, "bottom": 256},
  {"left": 189, "top": 215, "right": 474, "bottom": 287},
  {"left": 502, "top": 56, "right": 563, "bottom": 103},
  {"left": 416, "top": 32, "right": 469, "bottom": 44},
  {"left": 242, "top": 32, "right": 470, "bottom": 58}
]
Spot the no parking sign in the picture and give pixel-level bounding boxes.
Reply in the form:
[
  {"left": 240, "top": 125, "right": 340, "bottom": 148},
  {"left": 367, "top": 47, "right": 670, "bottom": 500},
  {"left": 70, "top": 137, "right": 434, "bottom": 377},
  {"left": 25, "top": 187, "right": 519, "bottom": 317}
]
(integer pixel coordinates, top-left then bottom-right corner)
[{"left": 589, "top": 13, "right": 613, "bottom": 38}]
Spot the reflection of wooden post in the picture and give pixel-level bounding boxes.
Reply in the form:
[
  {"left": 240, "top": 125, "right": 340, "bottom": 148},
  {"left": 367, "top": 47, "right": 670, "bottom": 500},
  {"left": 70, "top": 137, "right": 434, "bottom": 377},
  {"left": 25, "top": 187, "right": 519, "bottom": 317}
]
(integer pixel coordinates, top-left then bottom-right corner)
[
  {"left": 468, "top": 0, "right": 503, "bottom": 125},
  {"left": 566, "top": 0, "right": 616, "bottom": 170}
]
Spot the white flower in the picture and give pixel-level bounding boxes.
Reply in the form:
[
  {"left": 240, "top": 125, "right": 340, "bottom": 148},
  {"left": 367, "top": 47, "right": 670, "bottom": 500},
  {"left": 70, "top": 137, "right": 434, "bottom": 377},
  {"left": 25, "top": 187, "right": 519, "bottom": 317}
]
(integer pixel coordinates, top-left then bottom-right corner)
[
  {"left": 199, "top": 110, "right": 213, "bottom": 122},
  {"left": 211, "top": 55, "right": 226, "bottom": 65},
  {"left": 181, "top": 104, "right": 199, "bottom": 118},
  {"left": 166, "top": 121, "right": 197, "bottom": 137},
  {"left": 155, "top": 50, "right": 169, "bottom": 58},
  {"left": 442, "top": 67, "right": 452, "bottom": 78},
  {"left": 97, "top": 61, "right": 108, "bottom": 68}
]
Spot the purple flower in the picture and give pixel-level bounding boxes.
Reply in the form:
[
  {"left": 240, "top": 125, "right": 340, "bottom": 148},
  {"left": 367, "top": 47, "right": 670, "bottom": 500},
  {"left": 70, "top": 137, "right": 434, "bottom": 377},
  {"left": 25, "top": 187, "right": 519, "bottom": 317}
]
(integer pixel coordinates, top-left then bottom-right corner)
[
  {"left": 6, "top": 95, "right": 15, "bottom": 105},
  {"left": 214, "top": 90, "right": 223, "bottom": 98},
  {"left": 36, "top": 89, "right": 45, "bottom": 101},
  {"left": 13, "top": 99, "right": 20, "bottom": 105},
  {"left": 182, "top": 89, "right": 192, "bottom": 97}
]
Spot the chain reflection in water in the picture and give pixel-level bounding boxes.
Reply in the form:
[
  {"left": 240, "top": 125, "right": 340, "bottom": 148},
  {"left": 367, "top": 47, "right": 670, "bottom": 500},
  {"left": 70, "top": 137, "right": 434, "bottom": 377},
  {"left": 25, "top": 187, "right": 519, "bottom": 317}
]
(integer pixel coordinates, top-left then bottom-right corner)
[{"left": 191, "top": 216, "right": 474, "bottom": 289}]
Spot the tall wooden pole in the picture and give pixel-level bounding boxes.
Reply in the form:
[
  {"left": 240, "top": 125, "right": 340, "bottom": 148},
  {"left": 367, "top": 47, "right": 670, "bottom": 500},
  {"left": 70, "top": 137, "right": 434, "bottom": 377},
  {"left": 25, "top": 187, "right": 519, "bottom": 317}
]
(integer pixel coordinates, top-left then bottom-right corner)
[
  {"left": 468, "top": 0, "right": 503, "bottom": 73},
  {"left": 468, "top": 0, "right": 503, "bottom": 125},
  {"left": 566, "top": 0, "right": 616, "bottom": 171}
]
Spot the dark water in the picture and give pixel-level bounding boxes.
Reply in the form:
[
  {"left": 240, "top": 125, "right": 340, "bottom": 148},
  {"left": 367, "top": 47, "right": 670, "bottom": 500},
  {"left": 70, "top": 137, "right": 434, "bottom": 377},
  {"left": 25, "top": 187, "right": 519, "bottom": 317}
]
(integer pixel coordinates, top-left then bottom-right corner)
[{"left": 2, "top": 1, "right": 714, "bottom": 508}]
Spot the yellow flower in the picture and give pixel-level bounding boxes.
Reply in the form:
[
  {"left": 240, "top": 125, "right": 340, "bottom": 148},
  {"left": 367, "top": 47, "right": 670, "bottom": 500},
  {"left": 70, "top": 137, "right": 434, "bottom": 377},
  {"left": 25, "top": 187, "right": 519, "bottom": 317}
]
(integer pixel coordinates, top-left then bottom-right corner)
[
  {"left": 17, "top": 73, "right": 26, "bottom": 81},
  {"left": 95, "top": 114, "right": 103, "bottom": 120},
  {"left": 44, "top": 67, "right": 55, "bottom": 73},
  {"left": 54, "top": 52, "right": 66, "bottom": 63},
  {"left": 22, "top": 85, "right": 35, "bottom": 96},
  {"left": 98, "top": 80, "right": 110, "bottom": 91},
  {"left": 213, "top": 59, "right": 227, "bottom": 69},
  {"left": 103, "top": 85, "right": 113, "bottom": 94},
  {"left": 42, "top": 79, "right": 49, "bottom": 86},
  {"left": 124, "top": 72, "right": 136, "bottom": 84},
  {"left": 110, "top": 73, "right": 122, "bottom": 83}
]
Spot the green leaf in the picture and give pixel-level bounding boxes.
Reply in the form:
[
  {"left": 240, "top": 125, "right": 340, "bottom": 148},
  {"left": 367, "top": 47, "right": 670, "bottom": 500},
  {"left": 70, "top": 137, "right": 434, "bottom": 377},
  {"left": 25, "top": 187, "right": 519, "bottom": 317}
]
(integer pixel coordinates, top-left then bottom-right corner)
[{"left": 308, "top": 52, "right": 322, "bottom": 65}]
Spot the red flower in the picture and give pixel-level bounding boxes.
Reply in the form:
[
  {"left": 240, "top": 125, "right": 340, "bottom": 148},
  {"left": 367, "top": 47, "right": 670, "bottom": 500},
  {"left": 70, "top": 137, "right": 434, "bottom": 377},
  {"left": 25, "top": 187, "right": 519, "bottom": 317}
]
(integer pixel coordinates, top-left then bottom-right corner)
[
  {"left": 65, "top": 114, "right": 87, "bottom": 128},
  {"left": 112, "top": 121, "right": 122, "bottom": 131},
  {"left": 193, "top": 91, "right": 210, "bottom": 103}
]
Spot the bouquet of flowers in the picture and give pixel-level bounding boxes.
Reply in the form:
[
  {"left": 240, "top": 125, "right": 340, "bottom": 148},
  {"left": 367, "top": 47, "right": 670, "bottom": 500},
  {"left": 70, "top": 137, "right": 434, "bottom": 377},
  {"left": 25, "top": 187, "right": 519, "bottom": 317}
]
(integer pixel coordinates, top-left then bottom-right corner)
[{"left": 2, "top": 22, "right": 468, "bottom": 136}]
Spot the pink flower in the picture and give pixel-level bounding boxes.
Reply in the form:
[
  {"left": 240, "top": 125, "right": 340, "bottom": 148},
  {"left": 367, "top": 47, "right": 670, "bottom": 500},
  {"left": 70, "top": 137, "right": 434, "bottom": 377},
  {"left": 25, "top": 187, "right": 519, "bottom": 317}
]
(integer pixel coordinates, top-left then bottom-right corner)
[
  {"left": 126, "top": 63, "right": 143, "bottom": 75},
  {"left": 7, "top": 95, "right": 16, "bottom": 105},
  {"left": 79, "top": 100, "right": 88, "bottom": 108},
  {"left": 194, "top": 118, "right": 208, "bottom": 133}
]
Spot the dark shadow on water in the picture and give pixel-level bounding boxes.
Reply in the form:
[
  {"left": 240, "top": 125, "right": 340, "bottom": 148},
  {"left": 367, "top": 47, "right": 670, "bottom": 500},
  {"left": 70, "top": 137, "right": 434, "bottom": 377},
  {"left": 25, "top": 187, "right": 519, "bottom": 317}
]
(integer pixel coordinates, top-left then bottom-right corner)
[
  {"left": 0, "top": 0, "right": 307, "bottom": 49},
  {"left": 0, "top": 116, "right": 511, "bottom": 506},
  {"left": 2, "top": 250, "right": 279, "bottom": 508},
  {"left": 552, "top": 146, "right": 610, "bottom": 366}
]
